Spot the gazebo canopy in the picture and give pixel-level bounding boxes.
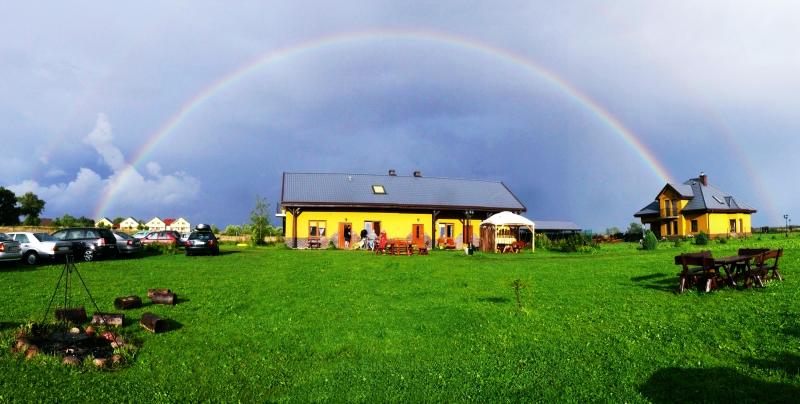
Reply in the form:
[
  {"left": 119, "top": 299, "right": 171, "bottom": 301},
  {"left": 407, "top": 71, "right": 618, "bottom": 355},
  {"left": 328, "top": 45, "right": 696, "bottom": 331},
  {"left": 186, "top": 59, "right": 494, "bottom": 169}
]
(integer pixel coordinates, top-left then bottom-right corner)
[{"left": 480, "top": 211, "right": 535, "bottom": 228}]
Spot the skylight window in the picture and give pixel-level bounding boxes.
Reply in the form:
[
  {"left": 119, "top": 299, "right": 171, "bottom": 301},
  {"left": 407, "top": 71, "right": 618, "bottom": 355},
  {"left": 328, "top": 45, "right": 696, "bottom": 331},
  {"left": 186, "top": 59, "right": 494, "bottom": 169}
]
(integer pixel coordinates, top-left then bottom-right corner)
[
  {"left": 712, "top": 195, "right": 725, "bottom": 204},
  {"left": 372, "top": 185, "right": 386, "bottom": 195}
]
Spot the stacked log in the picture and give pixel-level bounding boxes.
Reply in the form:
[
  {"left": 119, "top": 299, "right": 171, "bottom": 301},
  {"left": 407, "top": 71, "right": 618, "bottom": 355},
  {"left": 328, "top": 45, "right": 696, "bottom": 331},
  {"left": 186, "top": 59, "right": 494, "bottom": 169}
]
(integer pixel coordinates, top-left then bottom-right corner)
[
  {"left": 114, "top": 295, "right": 142, "bottom": 310},
  {"left": 140, "top": 312, "right": 167, "bottom": 333},
  {"left": 91, "top": 312, "right": 124, "bottom": 327},
  {"left": 147, "top": 288, "right": 177, "bottom": 305}
]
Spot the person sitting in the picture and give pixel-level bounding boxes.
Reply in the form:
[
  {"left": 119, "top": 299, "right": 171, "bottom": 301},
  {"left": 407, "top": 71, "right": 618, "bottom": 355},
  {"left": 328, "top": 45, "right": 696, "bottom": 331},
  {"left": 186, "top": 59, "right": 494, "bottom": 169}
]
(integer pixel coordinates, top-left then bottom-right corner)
[{"left": 378, "top": 231, "right": 388, "bottom": 251}]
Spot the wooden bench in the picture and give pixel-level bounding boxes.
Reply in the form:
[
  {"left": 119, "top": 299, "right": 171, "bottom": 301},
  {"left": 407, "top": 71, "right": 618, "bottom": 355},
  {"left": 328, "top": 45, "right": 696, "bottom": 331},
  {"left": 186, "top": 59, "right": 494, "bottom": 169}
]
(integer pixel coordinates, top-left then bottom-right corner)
[
  {"left": 674, "top": 251, "right": 719, "bottom": 293},
  {"left": 307, "top": 237, "right": 321, "bottom": 249}
]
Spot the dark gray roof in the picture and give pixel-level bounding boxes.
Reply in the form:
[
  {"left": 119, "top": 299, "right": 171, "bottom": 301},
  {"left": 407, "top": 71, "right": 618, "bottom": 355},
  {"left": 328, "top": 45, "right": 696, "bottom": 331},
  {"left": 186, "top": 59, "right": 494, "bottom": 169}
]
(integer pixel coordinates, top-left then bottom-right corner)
[
  {"left": 635, "top": 176, "right": 756, "bottom": 217},
  {"left": 531, "top": 220, "right": 582, "bottom": 231},
  {"left": 281, "top": 172, "right": 526, "bottom": 211},
  {"left": 681, "top": 177, "right": 756, "bottom": 212},
  {"left": 634, "top": 200, "right": 660, "bottom": 217}
]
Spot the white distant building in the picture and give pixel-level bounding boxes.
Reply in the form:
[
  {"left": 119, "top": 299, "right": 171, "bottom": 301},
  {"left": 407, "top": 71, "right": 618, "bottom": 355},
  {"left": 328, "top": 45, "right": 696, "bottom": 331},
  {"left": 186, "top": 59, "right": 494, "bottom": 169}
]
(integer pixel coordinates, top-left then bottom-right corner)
[
  {"left": 167, "top": 217, "right": 191, "bottom": 233},
  {"left": 145, "top": 217, "right": 166, "bottom": 232},
  {"left": 119, "top": 217, "right": 141, "bottom": 231}
]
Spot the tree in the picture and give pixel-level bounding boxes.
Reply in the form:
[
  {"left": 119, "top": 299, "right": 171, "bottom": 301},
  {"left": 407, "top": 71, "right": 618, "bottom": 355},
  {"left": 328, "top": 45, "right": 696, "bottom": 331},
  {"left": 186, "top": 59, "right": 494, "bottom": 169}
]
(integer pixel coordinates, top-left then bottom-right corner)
[
  {"left": 77, "top": 216, "right": 94, "bottom": 227},
  {"left": 113, "top": 217, "right": 125, "bottom": 225},
  {"left": 0, "top": 187, "right": 21, "bottom": 225},
  {"left": 211, "top": 224, "right": 220, "bottom": 234},
  {"left": 250, "top": 196, "right": 271, "bottom": 246},
  {"left": 54, "top": 214, "right": 77, "bottom": 227},
  {"left": 625, "top": 222, "right": 644, "bottom": 242},
  {"left": 17, "top": 192, "right": 45, "bottom": 226}
]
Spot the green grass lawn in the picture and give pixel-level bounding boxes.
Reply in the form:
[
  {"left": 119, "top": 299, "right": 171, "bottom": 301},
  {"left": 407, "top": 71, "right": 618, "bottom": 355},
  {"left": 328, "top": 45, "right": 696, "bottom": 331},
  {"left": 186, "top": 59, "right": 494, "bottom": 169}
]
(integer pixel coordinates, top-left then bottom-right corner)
[{"left": 1, "top": 236, "right": 799, "bottom": 402}]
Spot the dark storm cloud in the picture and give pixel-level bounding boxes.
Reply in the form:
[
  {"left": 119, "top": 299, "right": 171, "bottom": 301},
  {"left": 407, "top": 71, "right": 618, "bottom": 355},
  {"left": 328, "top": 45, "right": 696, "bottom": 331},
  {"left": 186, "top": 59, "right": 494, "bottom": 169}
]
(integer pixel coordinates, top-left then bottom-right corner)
[{"left": 2, "top": 1, "right": 798, "bottom": 228}]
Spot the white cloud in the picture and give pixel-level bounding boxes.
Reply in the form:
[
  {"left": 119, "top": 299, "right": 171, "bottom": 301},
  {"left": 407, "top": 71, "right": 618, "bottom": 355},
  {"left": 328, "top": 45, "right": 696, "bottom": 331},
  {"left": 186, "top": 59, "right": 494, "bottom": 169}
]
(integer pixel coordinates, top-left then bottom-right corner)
[{"left": 8, "top": 114, "right": 201, "bottom": 219}]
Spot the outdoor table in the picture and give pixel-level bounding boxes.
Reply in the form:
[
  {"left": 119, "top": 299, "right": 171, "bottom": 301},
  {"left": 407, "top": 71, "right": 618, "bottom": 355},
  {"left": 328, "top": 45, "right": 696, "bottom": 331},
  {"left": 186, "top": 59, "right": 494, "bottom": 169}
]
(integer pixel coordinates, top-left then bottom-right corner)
[
  {"left": 713, "top": 255, "right": 753, "bottom": 288},
  {"left": 496, "top": 237, "right": 516, "bottom": 253}
]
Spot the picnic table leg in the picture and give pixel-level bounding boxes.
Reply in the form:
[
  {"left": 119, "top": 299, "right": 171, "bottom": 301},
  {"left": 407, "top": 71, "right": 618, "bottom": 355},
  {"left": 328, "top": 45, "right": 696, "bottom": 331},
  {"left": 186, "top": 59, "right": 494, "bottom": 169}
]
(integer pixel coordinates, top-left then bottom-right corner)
[
  {"left": 678, "top": 276, "right": 687, "bottom": 294},
  {"left": 773, "top": 269, "right": 783, "bottom": 281}
]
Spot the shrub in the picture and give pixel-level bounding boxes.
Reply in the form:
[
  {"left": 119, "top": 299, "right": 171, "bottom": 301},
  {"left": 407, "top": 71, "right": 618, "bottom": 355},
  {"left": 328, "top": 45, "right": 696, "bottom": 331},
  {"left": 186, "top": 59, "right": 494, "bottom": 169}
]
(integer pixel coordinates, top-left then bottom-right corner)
[
  {"left": 556, "top": 233, "right": 599, "bottom": 253},
  {"left": 641, "top": 230, "right": 658, "bottom": 250},
  {"left": 534, "top": 233, "right": 551, "bottom": 250},
  {"left": 673, "top": 238, "right": 683, "bottom": 248},
  {"left": 718, "top": 237, "right": 728, "bottom": 244},
  {"left": 694, "top": 232, "right": 709, "bottom": 245}
]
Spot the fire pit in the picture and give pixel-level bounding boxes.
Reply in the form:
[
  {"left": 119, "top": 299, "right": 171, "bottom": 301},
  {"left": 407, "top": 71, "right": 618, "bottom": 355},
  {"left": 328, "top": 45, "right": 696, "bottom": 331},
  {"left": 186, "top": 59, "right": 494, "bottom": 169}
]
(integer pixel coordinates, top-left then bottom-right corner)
[{"left": 10, "top": 256, "right": 136, "bottom": 368}]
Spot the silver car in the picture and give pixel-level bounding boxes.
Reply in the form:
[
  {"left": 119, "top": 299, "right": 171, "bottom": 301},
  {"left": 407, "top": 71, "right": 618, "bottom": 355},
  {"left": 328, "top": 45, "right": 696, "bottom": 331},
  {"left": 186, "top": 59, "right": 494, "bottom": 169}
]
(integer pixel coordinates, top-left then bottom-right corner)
[
  {"left": 7, "top": 232, "right": 72, "bottom": 265},
  {"left": 0, "top": 233, "right": 23, "bottom": 263},
  {"left": 113, "top": 231, "right": 143, "bottom": 256}
]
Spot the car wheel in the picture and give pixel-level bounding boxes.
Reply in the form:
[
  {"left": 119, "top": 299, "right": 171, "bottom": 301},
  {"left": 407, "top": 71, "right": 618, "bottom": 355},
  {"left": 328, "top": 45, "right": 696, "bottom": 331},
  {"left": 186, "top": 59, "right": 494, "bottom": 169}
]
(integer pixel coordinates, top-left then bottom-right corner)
[
  {"left": 24, "top": 252, "right": 38, "bottom": 265},
  {"left": 83, "top": 249, "right": 94, "bottom": 262}
]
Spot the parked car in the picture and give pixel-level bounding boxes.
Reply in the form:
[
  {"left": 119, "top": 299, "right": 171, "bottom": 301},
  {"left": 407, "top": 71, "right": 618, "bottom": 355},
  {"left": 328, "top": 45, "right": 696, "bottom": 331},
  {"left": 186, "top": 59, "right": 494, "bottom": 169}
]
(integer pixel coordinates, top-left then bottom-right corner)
[
  {"left": 131, "top": 230, "right": 150, "bottom": 239},
  {"left": 185, "top": 225, "right": 219, "bottom": 256},
  {"left": 50, "top": 227, "right": 118, "bottom": 262},
  {"left": 6, "top": 232, "right": 72, "bottom": 265},
  {"left": 0, "top": 233, "right": 22, "bottom": 263},
  {"left": 141, "top": 230, "right": 181, "bottom": 247},
  {"left": 180, "top": 232, "right": 190, "bottom": 243},
  {"left": 113, "top": 231, "right": 143, "bottom": 256}
]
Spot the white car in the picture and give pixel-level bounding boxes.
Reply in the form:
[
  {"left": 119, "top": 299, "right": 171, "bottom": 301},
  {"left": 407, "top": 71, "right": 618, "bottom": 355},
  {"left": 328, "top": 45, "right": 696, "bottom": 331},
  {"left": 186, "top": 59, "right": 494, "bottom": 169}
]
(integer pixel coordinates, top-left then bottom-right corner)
[
  {"left": 131, "top": 230, "right": 150, "bottom": 239},
  {"left": 0, "top": 233, "right": 23, "bottom": 263},
  {"left": 7, "top": 232, "right": 72, "bottom": 265}
]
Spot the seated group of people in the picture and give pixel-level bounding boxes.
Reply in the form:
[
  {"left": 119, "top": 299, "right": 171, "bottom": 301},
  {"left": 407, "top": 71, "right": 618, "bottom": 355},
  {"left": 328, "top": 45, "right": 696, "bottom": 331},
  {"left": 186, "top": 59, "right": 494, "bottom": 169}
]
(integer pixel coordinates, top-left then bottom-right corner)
[{"left": 346, "top": 228, "right": 388, "bottom": 251}]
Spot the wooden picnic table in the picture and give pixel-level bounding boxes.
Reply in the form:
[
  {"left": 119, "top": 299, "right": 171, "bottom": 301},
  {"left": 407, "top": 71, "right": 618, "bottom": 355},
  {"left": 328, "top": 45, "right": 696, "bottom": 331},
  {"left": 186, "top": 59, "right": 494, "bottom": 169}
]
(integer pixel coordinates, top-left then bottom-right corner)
[
  {"left": 713, "top": 255, "right": 754, "bottom": 288},
  {"left": 388, "top": 239, "right": 413, "bottom": 256}
]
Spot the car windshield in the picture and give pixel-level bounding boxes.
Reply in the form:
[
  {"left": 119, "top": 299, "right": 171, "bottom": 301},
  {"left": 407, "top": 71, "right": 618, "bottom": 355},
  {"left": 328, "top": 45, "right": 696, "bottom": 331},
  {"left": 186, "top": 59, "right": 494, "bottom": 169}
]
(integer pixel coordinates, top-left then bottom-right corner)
[
  {"left": 115, "top": 232, "right": 132, "bottom": 240},
  {"left": 189, "top": 232, "right": 214, "bottom": 241},
  {"left": 33, "top": 233, "right": 56, "bottom": 242},
  {"left": 0, "top": 233, "right": 10, "bottom": 241}
]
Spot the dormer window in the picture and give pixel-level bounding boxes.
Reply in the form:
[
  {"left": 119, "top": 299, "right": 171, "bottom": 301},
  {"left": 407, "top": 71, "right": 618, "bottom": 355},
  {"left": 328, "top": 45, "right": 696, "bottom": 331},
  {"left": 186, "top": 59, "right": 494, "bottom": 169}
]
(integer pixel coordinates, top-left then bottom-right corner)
[{"left": 372, "top": 185, "right": 386, "bottom": 195}]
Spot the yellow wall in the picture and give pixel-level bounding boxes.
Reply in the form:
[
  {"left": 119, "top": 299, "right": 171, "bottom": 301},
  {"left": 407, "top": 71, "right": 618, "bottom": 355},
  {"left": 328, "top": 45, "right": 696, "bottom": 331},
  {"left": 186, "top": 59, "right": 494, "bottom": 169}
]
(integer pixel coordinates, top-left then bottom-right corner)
[
  {"left": 707, "top": 213, "right": 751, "bottom": 237},
  {"left": 284, "top": 210, "right": 482, "bottom": 246}
]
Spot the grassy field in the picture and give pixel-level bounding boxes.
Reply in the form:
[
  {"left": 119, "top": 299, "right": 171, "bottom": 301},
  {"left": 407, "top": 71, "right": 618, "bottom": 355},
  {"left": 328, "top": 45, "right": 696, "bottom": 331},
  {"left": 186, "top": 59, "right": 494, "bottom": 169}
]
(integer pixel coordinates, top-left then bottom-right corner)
[{"left": 1, "top": 235, "right": 798, "bottom": 402}]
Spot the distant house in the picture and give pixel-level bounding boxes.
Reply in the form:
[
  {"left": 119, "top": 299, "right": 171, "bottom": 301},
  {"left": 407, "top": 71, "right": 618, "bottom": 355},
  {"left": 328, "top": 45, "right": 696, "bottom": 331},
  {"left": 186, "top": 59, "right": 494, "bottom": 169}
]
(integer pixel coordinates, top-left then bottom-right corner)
[
  {"left": 634, "top": 172, "right": 756, "bottom": 238},
  {"left": 145, "top": 217, "right": 166, "bottom": 232},
  {"left": 279, "top": 171, "right": 526, "bottom": 249},
  {"left": 95, "top": 217, "right": 113, "bottom": 228},
  {"left": 167, "top": 217, "right": 191, "bottom": 233},
  {"left": 119, "top": 217, "right": 141, "bottom": 231}
]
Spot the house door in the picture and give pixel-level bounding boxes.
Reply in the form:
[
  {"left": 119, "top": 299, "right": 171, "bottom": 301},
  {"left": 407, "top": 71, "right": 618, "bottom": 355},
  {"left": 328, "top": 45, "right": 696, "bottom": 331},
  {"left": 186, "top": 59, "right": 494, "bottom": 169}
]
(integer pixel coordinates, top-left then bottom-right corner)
[
  {"left": 338, "top": 222, "right": 352, "bottom": 248},
  {"left": 412, "top": 224, "right": 425, "bottom": 247},
  {"left": 463, "top": 223, "right": 473, "bottom": 246}
]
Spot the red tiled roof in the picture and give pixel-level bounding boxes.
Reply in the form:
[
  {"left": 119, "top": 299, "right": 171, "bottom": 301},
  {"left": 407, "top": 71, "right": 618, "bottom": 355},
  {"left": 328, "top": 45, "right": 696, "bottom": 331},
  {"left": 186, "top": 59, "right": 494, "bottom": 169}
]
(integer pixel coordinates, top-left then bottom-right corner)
[{"left": 163, "top": 218, "right": 176, "bottom": 226}]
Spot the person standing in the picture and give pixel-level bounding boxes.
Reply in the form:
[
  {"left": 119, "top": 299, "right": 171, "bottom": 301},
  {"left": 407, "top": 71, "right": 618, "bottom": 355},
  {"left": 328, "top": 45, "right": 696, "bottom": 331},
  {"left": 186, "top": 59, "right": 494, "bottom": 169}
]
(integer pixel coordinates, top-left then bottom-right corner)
[
  {"left": 344, "top": 225, "right": 352, "bottom": 249},
  {"left": 360, "top": 228, "right": 368, "bottom": 249}
]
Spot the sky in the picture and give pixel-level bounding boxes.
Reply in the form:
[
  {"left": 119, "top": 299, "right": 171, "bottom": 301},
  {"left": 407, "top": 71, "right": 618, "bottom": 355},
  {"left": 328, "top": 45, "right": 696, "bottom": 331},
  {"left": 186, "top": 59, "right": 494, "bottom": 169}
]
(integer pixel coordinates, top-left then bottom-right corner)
[{"left": 2, "top": 1, "right": 798, "bottom": 231}]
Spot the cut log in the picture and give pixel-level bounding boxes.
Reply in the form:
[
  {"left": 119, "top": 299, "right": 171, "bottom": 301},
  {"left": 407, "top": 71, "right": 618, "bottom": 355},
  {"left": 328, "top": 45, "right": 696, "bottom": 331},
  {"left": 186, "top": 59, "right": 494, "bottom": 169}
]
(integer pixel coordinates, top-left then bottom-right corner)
[
  {"left": 140, "top": 312, "right": 167, "bottom": 333},
  {"left": 148, "top": 288, "right": 177, "bottom": 305},
  {"left": 55, "top": 307, "right": 87, "bottom": 324},
  {"left": 92, "top": 312, "right": 124, "bottom": 327},
  {"left": 114, "top": 295, "right": 142, "bottom": 310},
  {"left": 147, "top": 288, "right": 172, "bottom": 298}
]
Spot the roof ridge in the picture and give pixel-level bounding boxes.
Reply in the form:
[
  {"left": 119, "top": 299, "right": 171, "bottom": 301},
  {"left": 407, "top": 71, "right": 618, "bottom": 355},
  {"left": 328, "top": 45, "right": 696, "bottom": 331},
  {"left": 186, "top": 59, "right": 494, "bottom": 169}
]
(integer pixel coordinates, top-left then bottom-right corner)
[{"left": 284, "top": 171, "right": 505, "bottom": 184}]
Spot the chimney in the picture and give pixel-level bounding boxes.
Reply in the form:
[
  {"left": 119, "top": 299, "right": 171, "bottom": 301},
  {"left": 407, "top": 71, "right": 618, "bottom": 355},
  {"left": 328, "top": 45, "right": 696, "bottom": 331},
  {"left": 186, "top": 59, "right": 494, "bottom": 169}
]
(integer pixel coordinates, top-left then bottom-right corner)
[
  {"left": 388, "top": 169, "right": 397, "bottom": 176},
  {"left": 699, "top": 172, "right": 708, "bottom": 186},
  {"left": 413, "top": 170, "right": 422, "bottom": 178}
]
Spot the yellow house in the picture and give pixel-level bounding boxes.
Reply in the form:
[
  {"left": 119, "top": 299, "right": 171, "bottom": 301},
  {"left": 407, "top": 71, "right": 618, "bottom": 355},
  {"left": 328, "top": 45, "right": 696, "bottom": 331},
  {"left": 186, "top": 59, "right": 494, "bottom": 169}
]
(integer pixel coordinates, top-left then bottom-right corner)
[
  {"left": 280, "top": 171, "right": 527, "bottom": 249},
  {"left": 95, "top": 217, "right": 113, "bottom": 228},
  {"left": 634, "top": 172, "right": 756, "bottom": 239}
]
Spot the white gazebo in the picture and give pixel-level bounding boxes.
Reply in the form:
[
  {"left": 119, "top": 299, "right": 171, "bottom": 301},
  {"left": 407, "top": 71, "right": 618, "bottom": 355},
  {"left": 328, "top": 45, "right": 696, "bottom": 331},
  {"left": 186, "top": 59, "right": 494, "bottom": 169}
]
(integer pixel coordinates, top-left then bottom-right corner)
[{"left": 479, "top": 211, "right": 535, "bottom": 253}]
